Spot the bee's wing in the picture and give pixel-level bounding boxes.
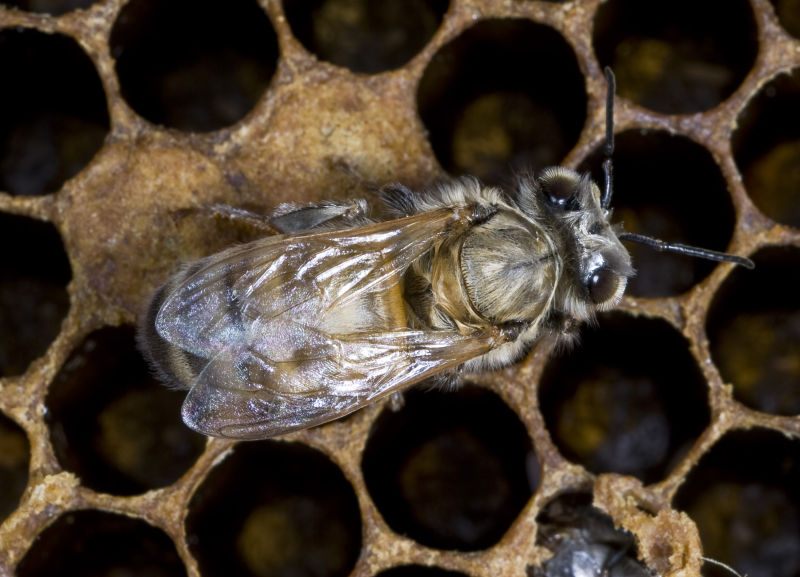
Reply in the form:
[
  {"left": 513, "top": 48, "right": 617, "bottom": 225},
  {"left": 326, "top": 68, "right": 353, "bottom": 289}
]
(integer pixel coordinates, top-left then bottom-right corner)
[
  {"left": 181, "top": 328, "right": 498, "bottom": 439},
  {"left": 156, "top": 207, "right": 466, "bottom": 356},
  {"left": 155, "top": 207, "right": 493, "bottom": 439}
]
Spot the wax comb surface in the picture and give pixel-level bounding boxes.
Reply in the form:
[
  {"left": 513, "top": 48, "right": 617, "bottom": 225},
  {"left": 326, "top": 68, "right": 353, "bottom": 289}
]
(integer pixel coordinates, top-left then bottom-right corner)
[{"left": 0, "top": 1, "right": 798, "bottom": 576}]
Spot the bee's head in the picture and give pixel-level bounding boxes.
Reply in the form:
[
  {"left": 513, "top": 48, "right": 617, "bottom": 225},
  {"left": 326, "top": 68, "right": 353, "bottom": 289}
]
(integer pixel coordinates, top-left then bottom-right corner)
[
  {"left": 518, "top": 67, "right": 752, "bottom": 323},
  {"left": 533, "top": 165, "right": 634, "bottom": 320}
]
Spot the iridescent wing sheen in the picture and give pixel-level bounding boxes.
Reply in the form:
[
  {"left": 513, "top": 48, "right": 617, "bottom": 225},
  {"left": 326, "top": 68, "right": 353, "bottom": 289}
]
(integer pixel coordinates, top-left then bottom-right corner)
[
  {"left": 181, "top": 329, "right": 496, "bottom": 439},
  {"left": 156, "top": 207, "right": 462, "bottom": 356},
  {"left": 155, "top": 207, "right": 498, "bottom": 439}
]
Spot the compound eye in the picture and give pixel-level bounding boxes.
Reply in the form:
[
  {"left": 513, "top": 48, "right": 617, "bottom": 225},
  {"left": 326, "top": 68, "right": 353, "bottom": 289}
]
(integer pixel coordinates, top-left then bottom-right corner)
[
  {"left": 587, "top": 267, "right": 619, "bottom": 304},
  {"left": 542, "top": 178, "right": 575, "bottom": 208},
  {"left": 539, "top": 170, "right": 579, "bottom": 210}
]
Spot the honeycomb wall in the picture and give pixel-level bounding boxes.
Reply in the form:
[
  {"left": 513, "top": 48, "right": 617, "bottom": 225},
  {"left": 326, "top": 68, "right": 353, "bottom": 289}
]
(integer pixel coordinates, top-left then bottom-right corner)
[{"left": 0, "top": 0, "right": 798, "bottom": 576}]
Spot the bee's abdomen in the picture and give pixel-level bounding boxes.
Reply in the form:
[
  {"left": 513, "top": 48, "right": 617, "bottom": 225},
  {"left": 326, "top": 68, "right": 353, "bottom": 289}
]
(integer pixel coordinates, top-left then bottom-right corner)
[{"left": 137, "top": 280, "right": 207, "bottom": 390}]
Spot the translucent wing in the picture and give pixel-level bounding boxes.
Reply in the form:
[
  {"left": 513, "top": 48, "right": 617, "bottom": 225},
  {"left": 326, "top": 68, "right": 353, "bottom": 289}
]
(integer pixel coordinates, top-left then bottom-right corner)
[
  {"left": 181, "top": 328, "right": 498, "bottom": 439},
  {"left": 156, "top": 207, "right": 467, "bottom": 356},
  {"left": 155, "top": 207, "right": 496, "bottom": 439}
]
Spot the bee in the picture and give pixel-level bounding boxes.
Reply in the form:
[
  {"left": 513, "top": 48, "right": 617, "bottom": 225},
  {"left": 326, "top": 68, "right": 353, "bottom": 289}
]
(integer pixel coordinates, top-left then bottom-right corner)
[
  {"left": 138, "top": 69, "right": 753, "bottom": 439},
  {"left": 528, "top": 494, "right": 653, "bottom": 577},
  {"left": 529, "top": 494, "right": 747, "bottom": 577}
]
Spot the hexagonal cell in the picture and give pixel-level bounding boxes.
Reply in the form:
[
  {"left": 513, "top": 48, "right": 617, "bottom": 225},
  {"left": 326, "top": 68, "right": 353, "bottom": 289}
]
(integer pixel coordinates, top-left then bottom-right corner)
[
  {"left": 707, "top": 247, "right": 800, "bottom": 416},
  {"left": 539, "top": 313, "right": 710, "bottom": 485},
  {"left": 770, "top": 0, "right": 800, "bottom": 40},
  {"left": 45, "top": 326, "right": 205, "bottom": 495},
  {"left": 733, "top": 68, "right": 800, "bottom": 228},
  {"left": 0, "top": 412, "right": 29, "bottom": 523},
  {"left": 376, "top": 566, "right": 470, "bottom": 577},
  {"left": 0, "top": 0, "right": 95, "bottom": 14},
  {"left": 580, "top": 131, "right": 738, "bottom": 297},
  {"left": 362, "top": 385, "right": 534, "bottom": 551},
  {"left": 529, "top": 493, "right": 651, "bottom": 577},
  {"left": 417, "top": 19, "right": 585, "bottom": 184},
  {"left": 0, "top": 212, "right": 70, "bottom": 377},
  {"left": 15, "top": 509, "right": 186, "bottom": 577},
  {"left": 186, "top": 441, "right": 361, "bottom": 577},
  {"left": 593, "top": 0, "right": 757, "bottom": 114},
  {"left": 674, "top": 428, "right": 800, "bottom": 577},
  {"left": 284, "top": 0, "right": 448, "bottom": 74},
  {"left": 0, "top": 28, "right": 109, "bottom": 196},
  {"left": 110, "top": 0, "right": 278, "bottom": 132}
]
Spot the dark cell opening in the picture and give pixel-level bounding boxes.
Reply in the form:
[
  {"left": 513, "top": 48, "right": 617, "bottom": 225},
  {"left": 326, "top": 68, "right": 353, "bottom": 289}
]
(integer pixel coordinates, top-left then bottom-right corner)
[
  {"left": 0, "top": 212, "right": 71, "bottom": 377},
  {"left": 16, "top": 510, "right": 186, "bottom": 577},
  {"left": 529, "top": 493, "right": 651, "bottom": 577},
  {"left": 675, "top": 429, "right": 800, "bottom": 577},
  {"left": 0, "top": 412, "right": 29, "bottom": 523},
  {"left": 284, "top": 0, "right": 449, "bottom": 74},
  {"left": 0, "top": 28, "right": 109, "bottom": 196},
  {"left": 362, "top": 384, "right": 535, "bottom": 551},
  {"left": 186, "top": 441, "right": 361, "bottom": 577},
  {"left": 593, "top": 0, "right": 757, "bottom": 114},
  {"left": 0, "top": 0, "right": 96, "bottom": 14},
  {"left": 376, "top": 566, "right": 471, "bottom": 577},
  {"left": 580, "top": 131, "right": 738, "bottom": 297},
  {"left": 539, "top": 313, "right": 710, "bottom": 485},
  {"left": 733, "top": 68, "right": 800, "bottom": 228},
  {"left": 110, "top": 0, "right": 278, "bottom": 132},
  {"left": 45, "top": 326, "right": 206, "bottom": 495},
  {"left": 707, "top": 247, "right": 800, "bottom": 416},
  {"left": 418, "top": 19, "right": 585, "bottom": 185}
]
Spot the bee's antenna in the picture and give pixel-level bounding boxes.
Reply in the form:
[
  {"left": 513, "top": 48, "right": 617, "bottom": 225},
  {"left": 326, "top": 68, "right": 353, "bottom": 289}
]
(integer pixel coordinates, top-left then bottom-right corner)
[
  {"left": 601, "top": 67, "right": 615, "bottom": 210},
  {"left": 618, "top": 232, "right": 755, "bottom": 269},
  {"left": 598, "top": 67, "right": 754, "bottom": 271}
]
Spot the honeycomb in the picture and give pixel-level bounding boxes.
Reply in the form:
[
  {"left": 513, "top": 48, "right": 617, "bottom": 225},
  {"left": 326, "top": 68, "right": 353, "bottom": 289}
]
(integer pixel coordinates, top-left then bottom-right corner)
[{"left": 0, "top": 0, "right": 798, "bottom": 576}]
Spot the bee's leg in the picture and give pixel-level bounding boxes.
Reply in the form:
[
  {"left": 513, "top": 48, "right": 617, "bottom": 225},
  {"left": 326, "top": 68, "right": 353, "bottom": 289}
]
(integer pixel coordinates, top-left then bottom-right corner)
[
  {"left": 498, "top": 320, "right": 529, "bottom": 342},
  {"left": 206, "top": 204, "right": 281, "bottom": 234},
  {"left": 269, "top": 199, "right": 371, "bottom": 233},
  {"left": 559, "top": 317, "right": 581, "bottom": 339},
  {"left": 378, "top": 183, "right": 419, "bottom": 216},
  {"left": 539, "top": 313, "right": 581, "bottom": 348}
]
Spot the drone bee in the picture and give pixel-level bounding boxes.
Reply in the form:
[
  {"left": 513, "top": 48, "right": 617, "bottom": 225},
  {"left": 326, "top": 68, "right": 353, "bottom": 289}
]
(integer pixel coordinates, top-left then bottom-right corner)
[{"left": 139, "top": 69, "right": 753, "bottom": 439}]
